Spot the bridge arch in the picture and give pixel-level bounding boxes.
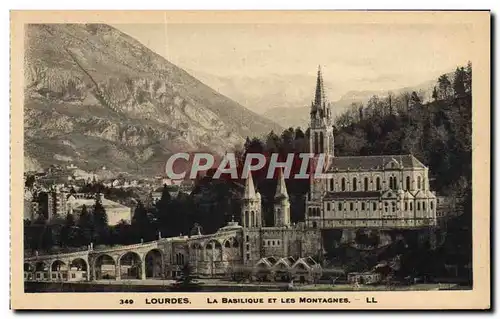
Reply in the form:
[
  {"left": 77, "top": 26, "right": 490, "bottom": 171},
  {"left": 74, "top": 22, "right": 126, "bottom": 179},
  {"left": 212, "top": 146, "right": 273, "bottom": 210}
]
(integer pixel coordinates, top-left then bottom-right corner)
[
  {"left": 118, "top": 251, "right": 142, "bottom": 280},
  {"left": 144, "top": 249, "right": 163, "bottom": 279},
  {"left": 94, "top": 254, "right": 116, "bottom": 280},
  {"left": 70, "top": 258, "right": 88, "bottom": 271},
  {"left": 50, "top": 260, "right": 67, "bottom": 271},
  {"left": 190, "top": 242, "right": 203, "bottom": 262},
  {"left": 232, "top": 237, "right": 239, "bottom": 248},
  {"left": 205, "top": 239, "right": 223, "bottom": 261},
  {"left": 35, "top": 261, "right": 49, "bottom": 272}
]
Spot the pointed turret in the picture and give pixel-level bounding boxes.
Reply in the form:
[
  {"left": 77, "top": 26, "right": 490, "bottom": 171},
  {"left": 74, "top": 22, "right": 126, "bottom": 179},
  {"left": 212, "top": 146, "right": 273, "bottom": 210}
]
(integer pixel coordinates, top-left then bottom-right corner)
[
  {"left": 314, "top": 65, "right": 326, "bottom": 108},
  {"left": 241, "top": 169, "right": 262, "bottom": 229},
  {"left": 275, "top": 168, "right": 289, "bottom": 200},
  {"left": 273, "top": 168, "right": 291, "bottom": 227},
  {"left": 243, "top": 170, "right": 256, "bottom": 199}
]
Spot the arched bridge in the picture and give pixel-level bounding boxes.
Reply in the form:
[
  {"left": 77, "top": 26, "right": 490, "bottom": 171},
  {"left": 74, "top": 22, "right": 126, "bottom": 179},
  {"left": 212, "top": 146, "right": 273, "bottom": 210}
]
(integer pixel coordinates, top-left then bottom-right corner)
[{"left": 24, "top": 228, "right": 243, "bottom": 282}]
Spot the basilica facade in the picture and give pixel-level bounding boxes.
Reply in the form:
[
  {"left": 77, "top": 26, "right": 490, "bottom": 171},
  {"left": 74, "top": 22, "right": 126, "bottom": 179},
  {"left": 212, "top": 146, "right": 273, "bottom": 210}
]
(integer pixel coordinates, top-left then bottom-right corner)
[{"left": 304, "top": 67, "right": 438, "bottom": 230}]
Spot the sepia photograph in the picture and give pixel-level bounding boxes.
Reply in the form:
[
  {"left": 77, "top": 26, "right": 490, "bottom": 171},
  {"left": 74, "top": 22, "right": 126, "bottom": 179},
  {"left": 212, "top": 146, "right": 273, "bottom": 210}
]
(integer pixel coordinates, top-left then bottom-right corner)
[{"left": 10, "top": 10, "right": 490, "bottom": 310}]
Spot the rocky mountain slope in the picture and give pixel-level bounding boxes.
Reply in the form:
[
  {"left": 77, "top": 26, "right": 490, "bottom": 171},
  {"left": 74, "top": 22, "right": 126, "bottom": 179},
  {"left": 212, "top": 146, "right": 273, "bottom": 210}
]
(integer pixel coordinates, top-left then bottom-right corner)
[{"left": 24, "top": 24, "right": 282, "bottom": 177}]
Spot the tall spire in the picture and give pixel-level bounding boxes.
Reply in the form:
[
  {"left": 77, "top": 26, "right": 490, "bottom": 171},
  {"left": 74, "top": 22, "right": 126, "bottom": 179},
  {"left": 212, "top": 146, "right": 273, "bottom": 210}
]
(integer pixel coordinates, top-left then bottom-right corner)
[
  {"left": 314, "top": 65, "right": 326, "bottom": 107},
  {"left": 243, "top": 170, "right": 256, "bottom": 199},
  {"left": 274, "top": 168, "right": 289, "bottom": 199}
]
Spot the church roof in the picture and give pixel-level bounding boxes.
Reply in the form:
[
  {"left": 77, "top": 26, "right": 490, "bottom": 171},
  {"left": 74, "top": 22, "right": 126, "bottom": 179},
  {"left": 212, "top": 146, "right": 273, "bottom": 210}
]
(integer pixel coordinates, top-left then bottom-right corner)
[
  {"left": 274, "top": 168, "right": 289, "bottom": 200},
  {"left": 314, "top": 65, "right": 326, "bottom": 108},
  {"left": 323, "top": 191, "right": 381, "bottom": 200},
  {"left": 327, "top": 154, "right": 425, "bottom": 171},
  {"left": 243, "top": 170, "right": 256, "bottom": 199}
]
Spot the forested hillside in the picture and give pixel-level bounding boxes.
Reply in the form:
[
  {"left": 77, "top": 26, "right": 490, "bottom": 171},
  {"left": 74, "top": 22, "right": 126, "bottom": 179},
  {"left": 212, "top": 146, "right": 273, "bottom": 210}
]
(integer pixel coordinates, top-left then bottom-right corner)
[{"left": 334, "top": 63, "right": 472, "bottom": 199}]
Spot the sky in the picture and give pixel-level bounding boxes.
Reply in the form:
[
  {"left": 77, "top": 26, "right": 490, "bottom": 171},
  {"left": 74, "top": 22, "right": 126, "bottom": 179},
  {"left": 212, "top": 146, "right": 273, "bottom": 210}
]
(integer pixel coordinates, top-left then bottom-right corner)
[{"left": 113, "top": 22, "right": 473, "bottom": 101}]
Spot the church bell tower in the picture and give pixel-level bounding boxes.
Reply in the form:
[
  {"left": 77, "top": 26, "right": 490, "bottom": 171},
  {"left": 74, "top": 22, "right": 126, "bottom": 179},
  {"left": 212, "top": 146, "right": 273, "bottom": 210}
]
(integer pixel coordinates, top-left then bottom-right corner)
[
  {"left": 306, "top": 66, "right": 334, "bottom": 227},
  {"left": 241, "top": 170, "right": 262, "bottom": 228},
  {"left": 309, "top": 65, "right": 334, "bottom": 157}
]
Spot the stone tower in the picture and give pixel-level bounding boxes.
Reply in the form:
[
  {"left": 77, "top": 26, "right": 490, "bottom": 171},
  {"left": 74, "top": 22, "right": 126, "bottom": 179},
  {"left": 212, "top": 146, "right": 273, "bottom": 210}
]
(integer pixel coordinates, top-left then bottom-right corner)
[
  {"left": 241, "top": 170, "right": 262, "bottom": 228},
  {"left": 309, "top": 65, "right": 334, "bottom": 157},
  {"left": 306, "top": 66, "right": 334, "bottom": 227},
  {"left": 274, "top": 168, "right": 291, "bottom": 227}
]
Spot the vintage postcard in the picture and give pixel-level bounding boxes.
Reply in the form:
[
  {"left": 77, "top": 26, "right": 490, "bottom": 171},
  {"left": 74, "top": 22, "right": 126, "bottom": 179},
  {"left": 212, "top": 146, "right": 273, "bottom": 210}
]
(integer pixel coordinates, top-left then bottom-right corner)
[{"left": 10, "top": 10, "right": 490, "bottom": 310}]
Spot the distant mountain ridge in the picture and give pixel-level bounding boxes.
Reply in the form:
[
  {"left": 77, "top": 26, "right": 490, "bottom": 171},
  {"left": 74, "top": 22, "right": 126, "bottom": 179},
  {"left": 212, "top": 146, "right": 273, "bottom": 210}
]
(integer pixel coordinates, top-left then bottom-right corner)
[
  {"left": 24, "top": 24, "right": 282, "bottom": 177},
  {"left": 262, "top": 75, "right": 452, "bottom": 129}
]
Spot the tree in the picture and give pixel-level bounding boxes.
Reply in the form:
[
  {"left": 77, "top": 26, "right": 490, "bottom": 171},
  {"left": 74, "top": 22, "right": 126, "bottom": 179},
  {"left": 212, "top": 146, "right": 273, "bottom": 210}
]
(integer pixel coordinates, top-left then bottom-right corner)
[
  {"left": 25, "top": 175, "right": 36, "bottom": 188},
  {"left": 409, "top": 91, "right": 422, "bottom": 109},
  {"left": 432, "top": 86, "right": 438, "bottom": 101},
  {"left": 453, "top": 67, "right": 467, "bottom": 98},
  {"left": 265, "top": 130, "right": 281, "bottom": 152},
  {"left": 437, "top": 74, "right": 452, "bottom": 100},
  {"left": 60, "top": 213, "right": 78, "bottom": 247},
  {"left": 465, "top": 61, "right": 472, "bottom": 93},
  {"left": 92, "top": 196, "right": 109, "bottom": 245},
  {"left": 93, "top": 197, "right": 108, "bottom": 228},
  {"left": 132, "top": 200, "right": 151, "bottom": 241},
  {"left": 77, "top": 205, "right": 93, "bottom": 245}
]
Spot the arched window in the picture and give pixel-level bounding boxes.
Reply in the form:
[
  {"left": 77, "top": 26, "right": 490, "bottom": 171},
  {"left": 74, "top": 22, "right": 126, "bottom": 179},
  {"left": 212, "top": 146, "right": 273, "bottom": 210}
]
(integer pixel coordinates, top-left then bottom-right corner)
[
  {"left": 404, "top": 202, "right": 408, "bottom": 211},
  {"left": 423, "top": 202, "right": 426, "bottom": 210},
  {"left": 417, "top": 176, "right": 422, "bottom": 190},
  {"left": 251, "top": 211, "right": 255, "bottom": 227},
  {"left": 341, "top": 178, "right": 346, "bottom": 191},
  {"left": 406, "top": 176, "right": 411, "bottom": 190},
  {"left": 350, "top": 202, "right": 354, "bottom": 210},
  {"left": 361, "top": 202, "right": 365, "bottom": 210},
  {"left": 394, "top": 176, "right": 398, "bottom": 189},
  {"left": 430, "top": 201, "right": 434, "bottom": 210},
  {"left": 417, "top": 202, "right": 421, "bottom": 210},
  {"left": 320, "top": 132, "right": 324, "bottom": 153},
  {"left": 389, "top": 176, "right": 393, "bottom": 189},
  {"left": 314, "top": 132, "right": 319, "bottom": 154},
  {"left": 376, "top": 177, "right": 381, "bottom": 190},
  {"left": 338, "top": 202, "right": 342, "bottom": 211},
  {"left": 224, "top": 241, "right": 231, "bottom": 248},
  {"left": 353, "top": 177, "right": 357, "bottom": 191},
  {"left": 372, "top": 202, "right": 377, "bottom": 210},
  {"left": 364, "top": 177, "right": 369, "bottom": 191},
  {"left": 329, "top": 178, "right": 334, "bottom": 191},
  {"left": 392, "top": 202, "right": 396, "bottom": 212},
  {"left": 244, "top": 211, "right": 249, "bottom": 227},
  {"left": 327, "top": 203, "right": 331, "bottom": 211},
  {"left": 308, "top": 207, "right": 312, "bottom": 216},
  {"left": 410, "top": 202, "right": 413, "bottom": 211}
]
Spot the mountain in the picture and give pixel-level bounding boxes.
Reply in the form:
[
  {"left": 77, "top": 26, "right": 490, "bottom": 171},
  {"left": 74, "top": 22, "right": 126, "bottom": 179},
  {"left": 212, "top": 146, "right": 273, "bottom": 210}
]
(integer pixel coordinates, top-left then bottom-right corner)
[
  {"left": 262, "top": 76, "right": 450, "bottom": 129},
  {"left": 186, "top": 70, "right": 319, "bottom": 115},
  {"left": 24, "top": 24, "right": 282, "bottom": 177}
]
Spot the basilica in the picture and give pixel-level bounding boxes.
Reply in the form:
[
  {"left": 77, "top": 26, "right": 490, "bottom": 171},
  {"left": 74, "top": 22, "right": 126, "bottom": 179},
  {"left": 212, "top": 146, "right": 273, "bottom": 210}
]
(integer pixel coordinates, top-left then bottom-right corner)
[
  {"left": 164, "top": 67, "right": 438, "bottom": 279},
  {"left": 25, "top": 67, "right": 438, "bottom": 283}
]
